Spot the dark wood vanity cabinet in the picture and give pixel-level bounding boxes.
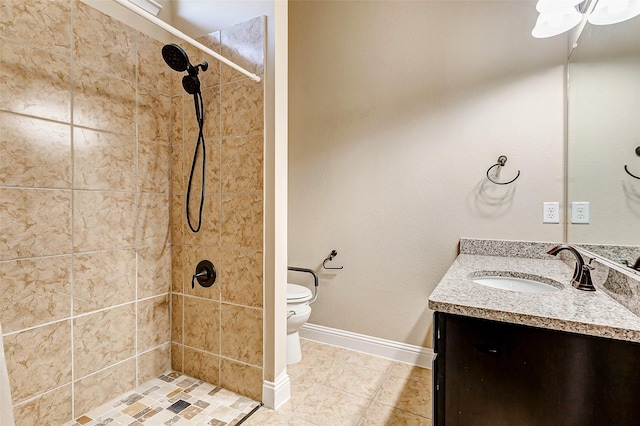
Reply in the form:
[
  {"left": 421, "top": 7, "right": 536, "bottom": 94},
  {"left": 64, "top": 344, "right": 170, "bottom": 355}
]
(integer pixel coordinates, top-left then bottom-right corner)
[{"left": 433, "top": 312, "right": 640, "bottom": 426}]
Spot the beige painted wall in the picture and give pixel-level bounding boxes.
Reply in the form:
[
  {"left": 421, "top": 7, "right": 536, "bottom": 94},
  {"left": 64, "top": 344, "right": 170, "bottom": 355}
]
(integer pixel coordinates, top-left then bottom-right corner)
[{"left": 288, "top": 0, "right": 567, "bottom": 347}]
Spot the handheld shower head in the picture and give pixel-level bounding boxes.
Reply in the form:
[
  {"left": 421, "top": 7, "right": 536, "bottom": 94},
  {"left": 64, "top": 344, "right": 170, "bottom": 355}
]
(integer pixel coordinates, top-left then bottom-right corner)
[
  {"left": 162, "top": 43, "right": 189, "bottom": 72},
  {"left": 182, "top": 75, "right": 200, "bottom": 95},
  {"left": 162, "top": 43, "right": 208, "bottom": 95}
]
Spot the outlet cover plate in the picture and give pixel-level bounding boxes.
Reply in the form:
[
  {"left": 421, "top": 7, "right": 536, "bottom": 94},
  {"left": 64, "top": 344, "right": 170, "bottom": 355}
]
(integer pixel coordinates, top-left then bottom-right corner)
[
  {"left": 543, "top": 202, "right": 560, "bottom": 223},
  {"left": 572, "top": 201, "right": 590, "bottom": 224}
]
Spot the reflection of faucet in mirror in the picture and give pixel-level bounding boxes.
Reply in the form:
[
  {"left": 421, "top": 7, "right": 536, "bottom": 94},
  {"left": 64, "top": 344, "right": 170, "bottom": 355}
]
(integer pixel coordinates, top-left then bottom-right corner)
[
  {"left": 621, "top": 256, "right": 640, "bottom": 271},
  {"left": 547, "top": 244, "right": 596, "bottom": 291}
]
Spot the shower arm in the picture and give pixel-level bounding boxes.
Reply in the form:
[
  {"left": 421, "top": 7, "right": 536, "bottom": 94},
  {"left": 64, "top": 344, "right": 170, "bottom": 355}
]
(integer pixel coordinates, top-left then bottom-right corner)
[{"left": 111, "top": 0, "right": 261, "bottom": 83}]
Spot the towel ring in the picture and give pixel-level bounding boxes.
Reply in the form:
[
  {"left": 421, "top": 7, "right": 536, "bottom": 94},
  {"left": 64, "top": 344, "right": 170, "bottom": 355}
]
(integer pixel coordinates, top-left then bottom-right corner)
[
  {"left": 486, "top": 155, "right": 520, "bottom": 185},
  {"left": 623, "top": 146, "right": 640, "bottom": 180}
]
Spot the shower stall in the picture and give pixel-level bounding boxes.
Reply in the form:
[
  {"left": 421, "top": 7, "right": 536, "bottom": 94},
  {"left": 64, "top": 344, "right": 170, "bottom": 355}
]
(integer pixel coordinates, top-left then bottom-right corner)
[{"left": 0, "top": 1, "right": 269, "bottom": 424}]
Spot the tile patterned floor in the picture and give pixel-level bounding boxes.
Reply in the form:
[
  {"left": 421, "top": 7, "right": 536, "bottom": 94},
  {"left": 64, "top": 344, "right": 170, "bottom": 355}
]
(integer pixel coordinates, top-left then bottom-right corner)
[
  {"left": 62, "top": 372, "right": 261, "bottom": 426},
  {"left": 64, "top": 339, "right": 432, "bottom": 425},
  {"left": 244, "top": 339, "right": 433, "bottom": 425}
]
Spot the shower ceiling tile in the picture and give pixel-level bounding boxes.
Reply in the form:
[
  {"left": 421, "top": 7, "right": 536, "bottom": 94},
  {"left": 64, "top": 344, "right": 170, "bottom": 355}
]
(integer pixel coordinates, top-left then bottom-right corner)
[
  {"left": 73, "top": 0, "right": 136, "bottom": 82},
  {"left": 0, "top": 187, "right": 72, "bottom": 259},
  {"left": 73, "top": 128, "right": 136, "bottom": 191},
  {"left": 0, "top": 0, "right": 72, "bottom": 57},
  {"left": 0, "top": 112, "right": 72, "bottom": 188},
  {"left": 0, "top": 39, "right": 71, "bottom": 122}
]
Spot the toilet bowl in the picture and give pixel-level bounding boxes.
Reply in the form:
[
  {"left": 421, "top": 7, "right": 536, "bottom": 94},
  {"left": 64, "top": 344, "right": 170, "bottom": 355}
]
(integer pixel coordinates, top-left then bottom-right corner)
[{"left": 287, "top": 283, "right": 313, "bottom": 364}]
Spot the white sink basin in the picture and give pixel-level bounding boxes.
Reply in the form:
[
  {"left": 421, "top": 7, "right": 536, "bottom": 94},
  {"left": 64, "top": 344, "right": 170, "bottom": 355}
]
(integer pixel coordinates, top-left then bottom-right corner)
[{"left": 472, "top": 276, "right": 561, "bottom": 293}]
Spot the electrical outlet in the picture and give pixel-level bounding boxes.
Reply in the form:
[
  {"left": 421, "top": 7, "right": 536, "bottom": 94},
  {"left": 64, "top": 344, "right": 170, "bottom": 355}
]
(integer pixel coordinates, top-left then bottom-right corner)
[
  {"left": 543, "top": 202, "right": 560, "bottom": 223},
  {"left": 571, "top": 202, "right": 590, "bottom": 224}
]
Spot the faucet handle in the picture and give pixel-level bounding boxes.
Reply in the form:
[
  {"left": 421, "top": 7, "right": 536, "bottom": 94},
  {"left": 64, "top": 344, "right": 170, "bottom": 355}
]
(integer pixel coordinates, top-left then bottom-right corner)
[{"left": 584, "top": 258, "right": 596, "bottom": 270}]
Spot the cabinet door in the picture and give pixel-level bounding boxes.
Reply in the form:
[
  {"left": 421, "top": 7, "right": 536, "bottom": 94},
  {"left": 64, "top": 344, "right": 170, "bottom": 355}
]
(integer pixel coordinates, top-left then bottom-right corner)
[{"left": 437, "top": 313, "right": 640, "bottom": 426}]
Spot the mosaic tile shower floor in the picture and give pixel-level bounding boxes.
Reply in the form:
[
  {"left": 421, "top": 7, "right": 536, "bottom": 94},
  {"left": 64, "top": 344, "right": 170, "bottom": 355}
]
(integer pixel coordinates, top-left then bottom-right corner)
[{"left": 63, "top": 372, "right": 261, "bottom": 426}]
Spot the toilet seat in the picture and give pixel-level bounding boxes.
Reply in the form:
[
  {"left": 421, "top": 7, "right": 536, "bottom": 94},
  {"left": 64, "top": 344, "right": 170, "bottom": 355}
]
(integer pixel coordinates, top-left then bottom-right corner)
[{"left": 287, "top": 283, "right": 313, "bottom": 303}]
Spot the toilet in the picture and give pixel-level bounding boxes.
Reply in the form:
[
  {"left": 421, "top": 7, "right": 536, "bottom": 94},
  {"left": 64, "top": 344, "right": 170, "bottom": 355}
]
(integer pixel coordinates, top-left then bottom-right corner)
[{"left": 287, "top": 283, "right": 314, "bottom": 364}]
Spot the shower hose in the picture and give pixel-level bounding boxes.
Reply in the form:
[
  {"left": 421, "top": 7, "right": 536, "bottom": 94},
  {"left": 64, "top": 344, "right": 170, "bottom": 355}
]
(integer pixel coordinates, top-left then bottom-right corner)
[{"left": 186, "top": 90, "right": 206, "bottom": 233}]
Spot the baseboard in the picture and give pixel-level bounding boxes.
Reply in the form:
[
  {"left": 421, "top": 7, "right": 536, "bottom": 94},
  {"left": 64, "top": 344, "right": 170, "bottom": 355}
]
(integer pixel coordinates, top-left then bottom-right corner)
[
  {"left": 261, "top": 371, "right": 290, "bottom": 409},
  {"left": 299, "top": 323, "right": 434, "bottom": 369}
]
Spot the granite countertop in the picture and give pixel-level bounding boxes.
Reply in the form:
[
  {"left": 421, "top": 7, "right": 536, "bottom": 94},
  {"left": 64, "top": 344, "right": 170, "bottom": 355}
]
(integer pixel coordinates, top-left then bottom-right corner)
[{"left": 428, "top": 253, "right": 640, "bottom": 343}]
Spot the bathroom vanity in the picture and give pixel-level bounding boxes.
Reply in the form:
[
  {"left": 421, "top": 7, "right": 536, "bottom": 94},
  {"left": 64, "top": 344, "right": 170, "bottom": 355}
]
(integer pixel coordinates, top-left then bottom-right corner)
[
  {"left": 429, "top": 240, "right": 640, "bottom": 426},
  {"left": 433, "top": 313, "right": 640, "bottom": 425}
]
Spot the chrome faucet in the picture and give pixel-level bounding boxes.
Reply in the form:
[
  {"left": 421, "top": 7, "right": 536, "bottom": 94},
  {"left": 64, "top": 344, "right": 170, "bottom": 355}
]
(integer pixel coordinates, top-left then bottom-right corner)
[{"left": 547, "top": 244, "right": 596, "bottom": 291}]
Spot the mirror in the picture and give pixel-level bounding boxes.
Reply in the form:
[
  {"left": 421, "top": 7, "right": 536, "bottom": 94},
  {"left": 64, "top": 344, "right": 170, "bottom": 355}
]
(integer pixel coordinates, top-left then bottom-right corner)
[{"left": 567, "top": 15, "right": 640, "bottom": 270}]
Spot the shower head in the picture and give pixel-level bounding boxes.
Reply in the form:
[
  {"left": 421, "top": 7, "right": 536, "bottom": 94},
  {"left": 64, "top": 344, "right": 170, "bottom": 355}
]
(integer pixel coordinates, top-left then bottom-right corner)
[
  {"left": 162, "top": 43, "right": 209, "bottom": 95},
  {"left": 162, "top": 43, "right": 189, "bottom": 72},
  {"left": 182, "top": 75, "right": 200, "bottom": 95}
]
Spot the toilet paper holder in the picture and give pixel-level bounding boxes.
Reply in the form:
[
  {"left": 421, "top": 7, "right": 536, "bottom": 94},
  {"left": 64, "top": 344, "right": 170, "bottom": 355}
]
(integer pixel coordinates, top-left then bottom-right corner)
[{"left": 322, "top": 250, "right": 343, "bottom": 270}]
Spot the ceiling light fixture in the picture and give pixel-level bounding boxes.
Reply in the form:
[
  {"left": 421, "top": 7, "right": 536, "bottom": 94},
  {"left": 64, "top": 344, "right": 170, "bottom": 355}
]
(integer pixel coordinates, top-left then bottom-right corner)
[
  {"left": 588, "top": 0, "right": 640, "bottom": 25},
  {"left": 532, "top": 0, "right": 584, "bottom": 38}
]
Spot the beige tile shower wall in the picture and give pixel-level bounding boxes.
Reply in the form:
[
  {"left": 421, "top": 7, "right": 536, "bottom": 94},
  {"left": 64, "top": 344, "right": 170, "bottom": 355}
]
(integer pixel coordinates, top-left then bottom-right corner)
[
  {"left": 0, "top": 1, "right": 172, "bottom": 424},
  {"left": 170, "top": 17, "right": 265, "bottom": 402}
]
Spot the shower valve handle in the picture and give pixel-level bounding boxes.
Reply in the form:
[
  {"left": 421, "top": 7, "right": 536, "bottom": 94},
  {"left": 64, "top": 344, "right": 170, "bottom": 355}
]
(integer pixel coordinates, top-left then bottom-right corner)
[{"left": 191, "top": 260, "right": 217, "bottom": 289}]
